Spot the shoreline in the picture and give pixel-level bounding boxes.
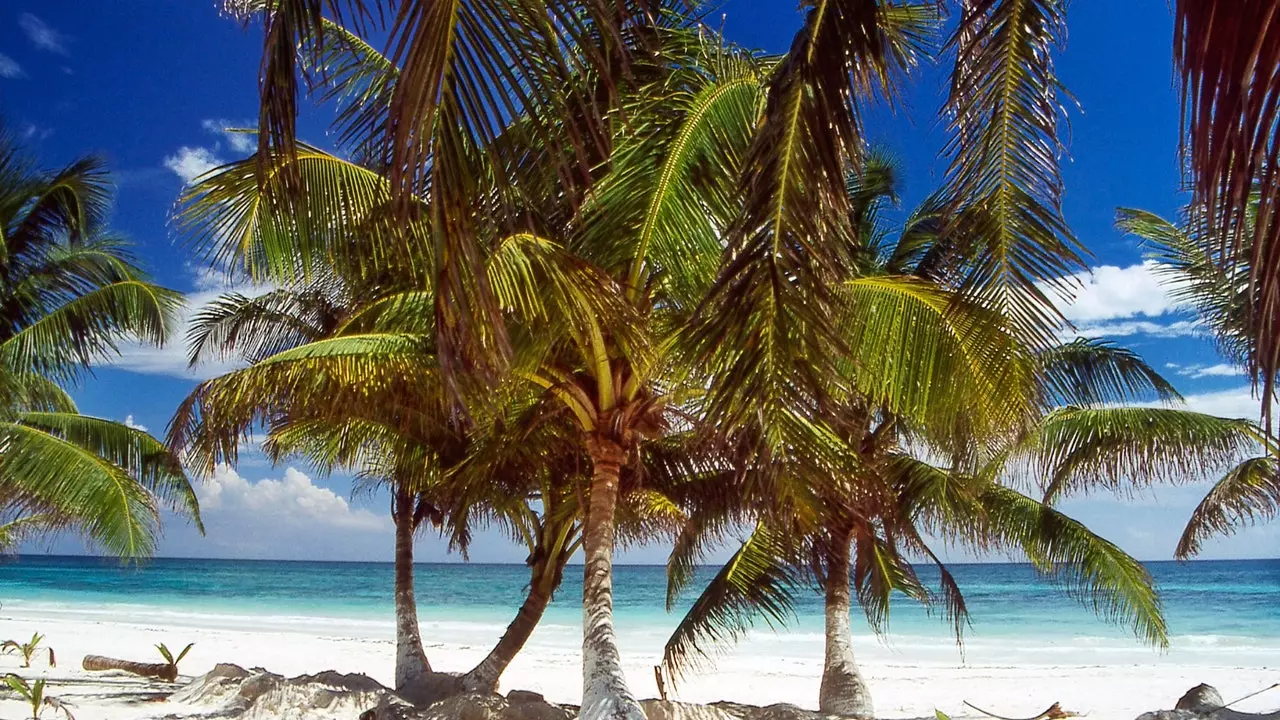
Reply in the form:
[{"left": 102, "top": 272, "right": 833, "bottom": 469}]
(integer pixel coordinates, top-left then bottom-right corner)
[{"left": 1, "top": 602, "right": 1276, "bottom": 719}]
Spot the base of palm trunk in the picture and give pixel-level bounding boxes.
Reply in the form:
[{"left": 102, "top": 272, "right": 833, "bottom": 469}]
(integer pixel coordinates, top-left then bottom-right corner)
[{"left": 819, "top": 665, "right": 875, "bottom": 719}]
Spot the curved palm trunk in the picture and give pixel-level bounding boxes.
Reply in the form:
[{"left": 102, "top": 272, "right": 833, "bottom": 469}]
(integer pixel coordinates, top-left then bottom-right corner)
[
  {"left": 460, "top": 578, "right": 554, "bottom": 692},
  {"left": 461, "top": 509, "right": 578, "bottom": 692},
  {"left": 393, "top": 487, "right": 432, "bottom": 690},
  {"left": 580, "top": 435, "right": 646, "bottom": 720},
  {"left": 819, "top": 532, "right": 874, "bottom": 719}
]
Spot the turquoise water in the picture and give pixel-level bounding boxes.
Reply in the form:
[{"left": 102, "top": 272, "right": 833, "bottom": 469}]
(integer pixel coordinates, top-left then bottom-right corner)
[{"left": 1, "top": 556, "right": 1277, "bottom": 653}]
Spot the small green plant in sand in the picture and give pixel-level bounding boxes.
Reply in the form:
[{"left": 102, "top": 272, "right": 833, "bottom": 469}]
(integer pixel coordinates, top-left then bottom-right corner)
[
  {"left": 156, "top": 643, "right": 194, "bottom": 678},
  {"left": 1, "top": 634, "right": 46, "bottom": 668},
  {"left": 3, "top": 674, "right": 75, "bottom": 720}
]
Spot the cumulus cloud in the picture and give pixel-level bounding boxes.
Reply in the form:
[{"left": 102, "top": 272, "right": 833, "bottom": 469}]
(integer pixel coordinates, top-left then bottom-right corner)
[
  {"left": 1044, "top": 261, "right": 1204, "bottom": 340},
  {"left": 200, "top": 465, "right": 387, "bottom": 532},
  {"left": 1052, "top": 261, "right": 1180, "bottom": 323},
  {"left": 162, "top": 146, "right": 223, "bottom": 184},
  {"left": 201, "top": 119, "right": 257, "bottom": 154},
  {"left": 123, "top": 415, "right": 148, "bottom": 433},
  {"left": 19, "top": 14, "right": 68, "bottom": 55},
  {"left": 0, "top": 53, "right": 23, "bottom": 79}
]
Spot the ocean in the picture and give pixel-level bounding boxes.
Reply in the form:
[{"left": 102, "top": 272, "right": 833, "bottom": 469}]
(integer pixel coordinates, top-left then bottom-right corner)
[{"left": 1, "top": 555, "right": 1277, "bottom": 671}]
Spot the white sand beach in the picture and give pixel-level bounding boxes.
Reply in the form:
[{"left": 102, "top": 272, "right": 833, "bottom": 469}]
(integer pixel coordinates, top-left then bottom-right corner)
[{"left": 1, "top": 603, "right": 1276, "bottom": 720}]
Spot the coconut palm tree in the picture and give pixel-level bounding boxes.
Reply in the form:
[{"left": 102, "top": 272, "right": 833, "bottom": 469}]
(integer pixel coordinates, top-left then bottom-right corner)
[
  {"left": 0, "top": 127, "right": 199, "bottom": 557},
  {"left": 661, "top": 165, "right": 1175, "bottom": 716},
  {"left": 168, "top": 125, "right": 699, "bottom": 699},
  {"left": 222, "top": 0, "right": 668, "bottom": 391},
  {"left": 1172, "top": 1, "right": 1280, "bottom": 432}
]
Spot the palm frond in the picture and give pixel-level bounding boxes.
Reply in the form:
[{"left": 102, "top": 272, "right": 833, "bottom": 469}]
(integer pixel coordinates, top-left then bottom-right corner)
[
  {"left": 1174, "top": 0, "right": 1280, "bottom": 433},
  {"left": 837, "top": 275, "right": 1035, "bottom": 449},
  {"left": 582, "top": 36, "right": 769, "bottom": 308},
  {"left": 1120, "top": 207, "right": 1252, "bottom": 370},
  {"left": 1020, "top": 407, "right": 1261, "bottom": 504},
  {"left": 660, "top": 523, "right": 799, "bottom": 687},
  {"left": 186, "top": 288, "right": 344, "bottom": 367},
  {"left": 17, "top": 412, "right": 201, "bottom": 531},
  {"left": 1035, "top": 338, "right": 1181, "bottom": 409},
  {"left": 168, "top": 332, "right": 437, "bottom": 474},
  {"left": 0, "top": 422, "right": 160, "bottom": 557},
  {"left": 850, "top": 528, "right": 927, "bottom": 632},
  {"left": 175, "top": 145, "right": 432, "bottom": 289},
  {"left": 690, "top": 0, "right": 937, "bottom": 444},
  {"left": 0, "top": 280, "right": 182, "bottom": 383},
  {"left": 979, "top": 484, "right": 1168, "bottom": 647},
  {"left": 941, "top": 0, "right": 1087, "bottom": 345},
  {"left": 1177, "top": 456, "right": 1280, "bottom": 559}
]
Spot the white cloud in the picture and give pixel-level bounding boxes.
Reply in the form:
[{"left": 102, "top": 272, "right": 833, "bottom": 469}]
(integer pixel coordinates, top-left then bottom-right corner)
[
  {"left": 123, "top": 415, "right": 148, "bottom": 433},
  {"left": 162, "top": 146, "right": 223, "bottom": 184},
  {"left": 1177, "top": 363, "right": 1245, "bottom": 379},
  {"left": 1178, "top": 386, "right": 1273, "bottom": 420},
  {"left": 19, "top": 14, "right": 68, "bottom": 55},
  {"left": 200, "top": 465, "right": 387, "bottom": 532},
  {"left": 0, "top": 53, "right": 23, "bottom": 79},
  {"left": 1068, "top": 318, "right": 1201, "bottom": 340},
  {"left": 201, "top": 119, "right": 257, "bottom": 154},
  {"left": 1044, "top": 262, "right": 1203, "bottom": 341},
  {"left": 1052, "top": 261, "right": 1181, "bottom": 323}
]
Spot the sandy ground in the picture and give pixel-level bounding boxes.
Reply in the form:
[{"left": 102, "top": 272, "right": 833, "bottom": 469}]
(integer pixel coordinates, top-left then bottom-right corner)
[{"left": 0, "top": 610, "right": 1276, "bottom": 719}]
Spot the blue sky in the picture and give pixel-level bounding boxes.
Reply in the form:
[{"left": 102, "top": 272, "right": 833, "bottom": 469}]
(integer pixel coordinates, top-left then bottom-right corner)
[{"left": 0, "top": 2, "right": 1274, "bottom": 563}]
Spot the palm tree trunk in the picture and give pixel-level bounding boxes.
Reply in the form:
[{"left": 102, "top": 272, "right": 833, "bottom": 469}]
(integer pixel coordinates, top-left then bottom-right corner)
[
  {"left": 393, "top": 487, "right": 432, "bottom": 690},
  {"left": 580, "top": 435, "right": 646, "bottom": 720},
  {"left": 82, "top": 655, "right": 177, "bottom": 682},
  {"left": 460, "top": 580, "right": 553, "bottom": 692},
  {"left": 819, "top": 531, "right": 874, "bottom": 719}
]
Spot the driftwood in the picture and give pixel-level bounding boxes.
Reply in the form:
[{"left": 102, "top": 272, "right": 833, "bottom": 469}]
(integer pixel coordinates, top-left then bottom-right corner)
[
  {"left": 965, "top": 701, "right": 1079, "bottom": 720},
  {"left": 81, "top": 654, "right": 177, "bottom": 682}
]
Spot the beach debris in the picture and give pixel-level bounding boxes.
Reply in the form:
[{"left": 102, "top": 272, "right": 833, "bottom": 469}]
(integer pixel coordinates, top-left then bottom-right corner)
[
  {"left": 82, "top": 654, "right": 179, "bottom": 682},
  {"left": 962, "top": 700, "right": 1080, "bottom": 720},
  {"left": 2, "top": 674, "right": 75, "bottom": 720},
  {"left": 156, "top": 641, "right": 195, "bottom": 677},
  {"left": 1135, "top": 682, "right": 1280, "bottom": 720},
  {"left": 1, "top": 633, "right": 47, "bottom": 669},
  {"left": 655, "top": 666, "right": 668, "bottom": 701}
]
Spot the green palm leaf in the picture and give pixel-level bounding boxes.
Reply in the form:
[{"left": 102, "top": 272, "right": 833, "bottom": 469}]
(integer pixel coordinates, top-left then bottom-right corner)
[
  {"left": 941, "top": 0, "right": 1087, "bottom": 344},
  {"left": 690, "top": 0, "right": 938, "bottom": 445},
  {"left": 1177, "top": 456, "right": 1280, "bottom": 559},
  {"left": 979, "top": 484, "right": 1168, "bottom": 647},
  {"left": 838, "top": 275, "right": 1035, "bottom": 449},
  {"left": 661, "top": 524, "right": 799, "bottom": 687},
  {"left": 17, "top": 412, "right": 201, "bottom": 532},
  {"left": 0, "top": 280, "right": 182, "bottom": 383},
  {"left": 1035, "top": 338, "right": 1181, "bottom": 409},
  {"left": 1021, "top": 407, "right": 1261, "bottom": 504},
  {"left": 0, "top": 422, "right": 160, "bottom": 557},
  {"left": 176, "top": 145, "right": 431, "bottom": 287}
]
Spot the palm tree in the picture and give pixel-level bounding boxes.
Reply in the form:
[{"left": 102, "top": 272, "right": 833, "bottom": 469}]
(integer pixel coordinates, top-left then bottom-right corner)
[
  {"left": 1173, "top": 1, "right": 1280, "bottom": 431},
  {"left": 661, "top": 167, "right": 1174, "bottom": 716},
  {"left": 168, "top": 126, "right": 696, "bottom": 699},
  {"left": 0, "top": 127, "right": 200, "bottom": 556},
  {"left": 222, "top": 0, "right": 665, "bottom": 391}
]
